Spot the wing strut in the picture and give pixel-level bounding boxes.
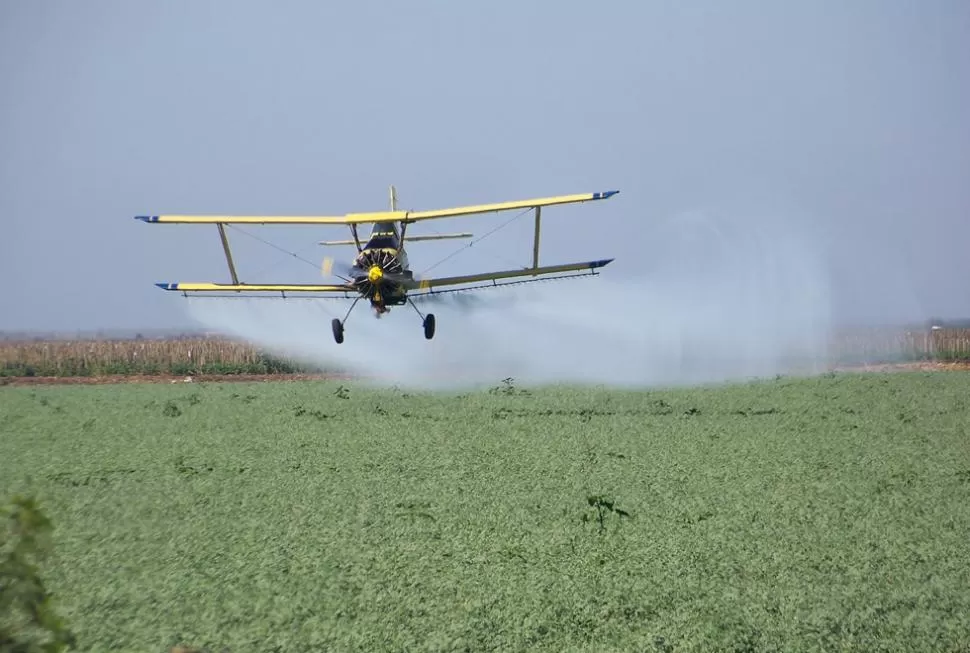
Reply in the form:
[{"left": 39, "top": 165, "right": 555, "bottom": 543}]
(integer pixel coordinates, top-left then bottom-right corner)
[
  {"left": 349, "top": 224, "right": 362, "bottom": 251},
  {"left": 391, "top": 183, "right": 409, "bottom": 244},
  {"left": 216, "top": 224, "right": 240, "bottom": 284},
  {"left": 532, "top": 206, "right": 542, "bottom": 270}
]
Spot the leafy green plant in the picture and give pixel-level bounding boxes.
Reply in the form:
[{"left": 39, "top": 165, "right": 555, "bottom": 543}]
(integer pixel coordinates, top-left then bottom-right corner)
[
  {"left": 294, "top": 406, "right": 331, "bottom": 420},
  {"left": 0, "top": 495, "right": 76, "bottom": 653},
  {"left": 162, "top": 400, "right": 182, "bottom": 417},
  {"left": 489, "top": 377, "right": 531, "bottom": 396},
  {"left": 584, "top": 495, "right": 631, "bottom": 534}
]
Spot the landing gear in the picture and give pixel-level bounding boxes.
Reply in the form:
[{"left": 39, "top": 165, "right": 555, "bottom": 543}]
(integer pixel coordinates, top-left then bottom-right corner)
[
  {"left": 332, "top": 295, "right": 436, "bottom": 343},
  {"left": 408, "top": 297, "right": 436, "bottom": 341},
  {"left": 331, "top": 296, "right": 362, "bottom": 345}
]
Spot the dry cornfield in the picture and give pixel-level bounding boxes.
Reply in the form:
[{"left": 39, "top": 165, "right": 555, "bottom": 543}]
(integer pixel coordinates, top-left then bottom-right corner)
[
  {"left": 1, "top": 328, "right": 969, "bottom": 378},
  {"left": 0, "top": 336, "right": 330, "bottom": 377},
  {"left": 827, "top": 326, "right": 970, "bottom": 364}
]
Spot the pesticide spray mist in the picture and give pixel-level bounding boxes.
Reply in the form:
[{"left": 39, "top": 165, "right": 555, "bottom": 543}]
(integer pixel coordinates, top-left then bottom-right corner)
[{"left": 185, "top": 203, "right": 834, "bottom": 390}]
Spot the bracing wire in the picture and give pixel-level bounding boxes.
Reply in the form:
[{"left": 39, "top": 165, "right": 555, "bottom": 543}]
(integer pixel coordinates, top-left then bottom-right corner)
[
  {"left": 225, "top": 224, "right": 324, "bottom": 278},
  {"left": 213, "top": 206, "right": 534, "bottom": 282},
  {"left": 419, "top": 207, "right": 534, "bottom": 275}
]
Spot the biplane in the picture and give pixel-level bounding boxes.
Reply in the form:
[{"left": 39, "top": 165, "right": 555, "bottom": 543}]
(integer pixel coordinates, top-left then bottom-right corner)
[{"left": 137, "top": 186, "right": 618, "bottom": 343}]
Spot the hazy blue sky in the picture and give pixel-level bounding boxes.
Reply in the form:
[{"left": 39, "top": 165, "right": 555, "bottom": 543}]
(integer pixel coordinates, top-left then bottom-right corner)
[{"left": 2, "top": 0, "right": 968, "bottom": 331}]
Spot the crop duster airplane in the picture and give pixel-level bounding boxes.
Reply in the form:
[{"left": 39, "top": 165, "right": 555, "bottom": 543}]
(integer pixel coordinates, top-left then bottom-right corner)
[{"left": 138, "top": 186, "right": 618, "bottom": 343}]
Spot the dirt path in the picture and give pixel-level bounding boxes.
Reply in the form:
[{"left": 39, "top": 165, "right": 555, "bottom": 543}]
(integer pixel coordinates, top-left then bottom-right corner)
[
  {"left": 829, "top": 361, "right": 970, "bottom": 373},
  {"left": 3, "top": 361, "right": 969, "bottom": 387}
]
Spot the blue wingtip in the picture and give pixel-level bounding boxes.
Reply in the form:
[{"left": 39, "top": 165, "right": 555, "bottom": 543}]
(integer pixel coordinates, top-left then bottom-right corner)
[
  {"left": 134, "top": 215, "right": 159, "bottom": 222},
  {"left": 590, "top": 258, "right": 614, "bottom": 269},
  {"left": 155, "top": 282, "right": 178, "bottom": 291},
  {"left": 592, "top": 190, "right": 620, "bottom": 200}
]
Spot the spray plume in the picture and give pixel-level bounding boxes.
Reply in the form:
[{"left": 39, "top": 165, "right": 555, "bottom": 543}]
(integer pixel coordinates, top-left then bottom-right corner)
[{"left": 184, "top": 204, "right": 834, "bottom": 390}]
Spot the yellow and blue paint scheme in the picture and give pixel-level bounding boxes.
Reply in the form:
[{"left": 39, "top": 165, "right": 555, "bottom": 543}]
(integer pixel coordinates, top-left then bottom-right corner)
[
  {"left": 133, "top": 190, "right": 618, "bottom": 225},
  {"left": 141, "top": 188, "right": 618, "bottom": 303}
]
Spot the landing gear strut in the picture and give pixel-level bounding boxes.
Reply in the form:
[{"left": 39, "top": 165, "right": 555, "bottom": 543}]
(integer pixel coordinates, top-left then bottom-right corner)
[
  {"left": 332, "top": 296, "right": 435, "bottom": 343},
  {"left": 408, "top": 297, "right": 436, "bottom": 340},
  {"left": 331, "top": 296, "right": 361, "bottom": 344}
]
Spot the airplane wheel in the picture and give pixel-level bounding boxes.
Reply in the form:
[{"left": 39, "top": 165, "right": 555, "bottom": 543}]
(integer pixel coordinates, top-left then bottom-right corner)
[
  {"left": 423, "top": 313, "right": 436, "bottom": 340},
  {"left": 331, "top": 318, "right": 344, "bottom": 344}
]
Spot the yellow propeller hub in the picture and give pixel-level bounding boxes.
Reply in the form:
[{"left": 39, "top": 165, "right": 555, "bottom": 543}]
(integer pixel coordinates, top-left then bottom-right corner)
[{"left": 367, "top": 265, "right": 384, "bottom": 284}]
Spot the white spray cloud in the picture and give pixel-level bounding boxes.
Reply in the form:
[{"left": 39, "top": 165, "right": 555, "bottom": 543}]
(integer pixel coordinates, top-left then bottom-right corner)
[{"left": 184, "top": 204, "right": 835, "bottom": 390}]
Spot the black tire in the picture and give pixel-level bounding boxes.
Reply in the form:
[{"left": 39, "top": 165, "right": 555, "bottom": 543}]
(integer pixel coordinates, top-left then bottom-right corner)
[
  {"left": 423, "top": 313, "right": 436, "bottom": 340},
  {"left": 331, "top": 318, "right": 344, "bottom": 344}
]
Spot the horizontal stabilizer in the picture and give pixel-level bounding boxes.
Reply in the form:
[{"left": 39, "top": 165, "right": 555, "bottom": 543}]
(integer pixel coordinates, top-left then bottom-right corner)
[
  {"left": 404, "top": 233, "right": 474, "bottom": 242},
  {"left": 319, "top": 233, "right": 474, "bottom": 246},
  {"left": 134, "top": 189, "right": 618, "bottom": 226}
]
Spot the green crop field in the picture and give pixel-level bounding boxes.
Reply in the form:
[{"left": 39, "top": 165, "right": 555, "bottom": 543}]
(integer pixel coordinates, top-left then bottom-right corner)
[{"left": 3, "top": 373, "right": 970, "bottom": 652}]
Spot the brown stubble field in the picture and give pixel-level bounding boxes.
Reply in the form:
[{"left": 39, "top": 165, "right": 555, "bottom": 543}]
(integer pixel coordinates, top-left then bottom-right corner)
[{"left": 0, "top": 335, "right": 338, "bottom": 381}]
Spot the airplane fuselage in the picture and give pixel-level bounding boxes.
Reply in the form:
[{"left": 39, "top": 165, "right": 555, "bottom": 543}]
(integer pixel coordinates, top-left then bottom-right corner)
[{"left": 351, "top": 220, "right": 412, "bottom": 314}]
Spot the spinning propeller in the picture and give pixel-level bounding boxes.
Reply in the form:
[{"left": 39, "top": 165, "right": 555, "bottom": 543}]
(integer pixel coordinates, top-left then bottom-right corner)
[{"left": 322, "top": 253, "right": 413, "bottom": 299}]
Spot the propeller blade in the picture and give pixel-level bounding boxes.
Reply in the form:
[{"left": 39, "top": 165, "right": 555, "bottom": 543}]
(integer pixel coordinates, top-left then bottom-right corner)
[
  {"left": 322, "top": 256, "right": 359, "bottom": 282},
  {"left": 380, "top": 271, "right": 412, "bottom": 284},
  {"left": 323, "top": 250, "right": 421, "bottom": 290}
]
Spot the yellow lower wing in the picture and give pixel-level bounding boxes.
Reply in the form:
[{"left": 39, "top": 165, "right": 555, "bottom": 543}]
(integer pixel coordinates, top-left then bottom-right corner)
[
  {"left": 412, "top": 259, "right": 613, "bottom": 291},
  {"left": 155, "top": 282, "right": 355, "bottom": 293}
]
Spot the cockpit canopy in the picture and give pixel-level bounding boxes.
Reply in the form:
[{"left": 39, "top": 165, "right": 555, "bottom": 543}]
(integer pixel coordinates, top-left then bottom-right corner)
[{"left": 365, "top": 222, "right": 400, "bottom": 249}]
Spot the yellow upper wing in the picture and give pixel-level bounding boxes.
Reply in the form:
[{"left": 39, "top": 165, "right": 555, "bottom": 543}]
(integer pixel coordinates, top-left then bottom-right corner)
[{"left": 135, "top": 190, "right": 618, "bottom": 225}]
